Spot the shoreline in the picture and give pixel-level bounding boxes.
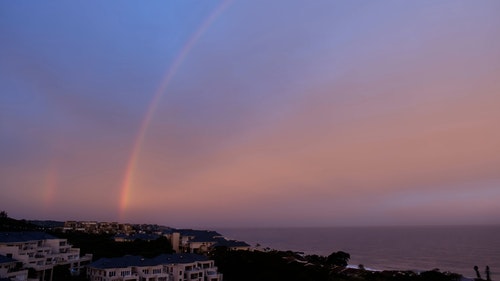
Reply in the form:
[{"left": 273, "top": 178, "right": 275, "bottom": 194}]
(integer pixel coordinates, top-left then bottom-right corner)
[
  {"left": 346, "top": 264, "right": 476, "bottom": 281},
  {"left": 218, "top": 225, "right": 499, "bottom": 279}
]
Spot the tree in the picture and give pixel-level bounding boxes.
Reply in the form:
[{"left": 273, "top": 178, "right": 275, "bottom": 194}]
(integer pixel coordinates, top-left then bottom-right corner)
[
  {"left": 474, "top": 265, "right": 481, "bottom": 279},
  {"left": 0, "top": 211, "right": 8, "bottom": 219},
  {"left": 326, "top": 251, "right": 350, "bottom": 267}
]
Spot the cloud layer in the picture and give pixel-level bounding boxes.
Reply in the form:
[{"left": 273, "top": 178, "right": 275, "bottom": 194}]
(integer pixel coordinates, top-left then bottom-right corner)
[{"left": 1, "top": 1, "right": 499, "bottom": 227}]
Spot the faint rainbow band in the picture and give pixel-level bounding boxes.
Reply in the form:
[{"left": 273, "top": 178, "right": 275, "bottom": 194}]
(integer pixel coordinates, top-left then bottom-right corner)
[{"left": 118, "top": 0, "right": 232, "bottom": 221}]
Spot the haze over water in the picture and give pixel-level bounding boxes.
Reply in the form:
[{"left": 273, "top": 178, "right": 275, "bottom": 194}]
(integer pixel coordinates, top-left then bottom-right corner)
[{"left": 218, "top": 225, "right": 500, "bottom": 278}]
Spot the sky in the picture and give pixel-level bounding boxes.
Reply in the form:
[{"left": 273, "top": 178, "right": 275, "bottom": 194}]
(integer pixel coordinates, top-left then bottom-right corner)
[{"left": 1, "top": 1, "right": 500, "bottom": 228}]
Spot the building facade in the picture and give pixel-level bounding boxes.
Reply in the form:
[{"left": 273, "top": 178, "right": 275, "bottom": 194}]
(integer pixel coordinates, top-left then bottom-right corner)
[
  {"left": 164, "top": 230, "right": 250, "bottom": 254},
  {"left": 0, "top": 255, "right": 28, "bottom": 281},
  {"left": 0, "top": 232, "right": 92, "bottom": 281},
  {"left": 87, "top": 254, "right": 222, "bottom": 281}
]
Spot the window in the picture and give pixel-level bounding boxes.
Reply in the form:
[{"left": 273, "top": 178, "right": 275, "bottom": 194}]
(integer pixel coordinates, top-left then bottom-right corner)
[{"left": 109, "top": 271, "right": 116, "bottom": 277}]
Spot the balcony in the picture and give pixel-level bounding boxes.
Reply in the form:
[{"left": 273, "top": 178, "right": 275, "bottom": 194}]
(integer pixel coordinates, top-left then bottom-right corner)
[
  {"left": 206, "top": 271, "right": 217, "bottom": 276},
  {"left": 30, "top": 263, "right": 53, "bottom": 271},
  {"left": 81, "top": 254, "right": 93, "bottom": 262},
  {"left": 18, "top": 249, "right": 35, "bottom": 256},
  {"left": 36, "top": 246, "right": 51, "bottom": 252},
  {"left": 185, "top": 268, "right": 203, "bottom": 274},
  {"left": 58, "top": 245, "right": 71, "bottom": 253}
]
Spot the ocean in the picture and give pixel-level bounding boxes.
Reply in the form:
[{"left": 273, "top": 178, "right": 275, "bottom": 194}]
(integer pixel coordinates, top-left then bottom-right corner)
[{"left": 216, "top": 225, "right": 500, "bottom": 278}]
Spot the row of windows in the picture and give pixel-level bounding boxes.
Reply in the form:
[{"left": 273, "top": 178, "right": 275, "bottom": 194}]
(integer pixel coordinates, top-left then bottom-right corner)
[
  {"left": 103, "top": 266, "right": 216, "bottom": 278},
  {"left": 107, "top": 270, "right": 132, "bottom": 277},
  {"left": 107, "top": 268, "right": 168, "bottom": 277},
  {"left": 140, "top": 268, "right": 165, "bottom": 274},
  {"left": 153, "top": 268, "right": 162, "bottom": 274}
]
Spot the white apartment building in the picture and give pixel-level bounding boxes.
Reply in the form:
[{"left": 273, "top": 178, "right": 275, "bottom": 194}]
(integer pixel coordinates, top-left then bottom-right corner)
[
  {"left": 159, "top": 254, "right": 222, "bottom": 281},
  {"left": 87, "top": 254, "right": 222, "bottom": 281},
  {"left": 0, "top": 255, "right": 28, "bottom": 281},
  {"left": 164, "top": 230, "right": 250, "bottom": 254},
  {"left": 87, "top": 256, "right": 168, "bottom": 281},
  {"left": 0, "top": 232, "right": 92, "bottom": 281},
  {"left": 164, "top": 230, "right": 223, "bottom": 254}
]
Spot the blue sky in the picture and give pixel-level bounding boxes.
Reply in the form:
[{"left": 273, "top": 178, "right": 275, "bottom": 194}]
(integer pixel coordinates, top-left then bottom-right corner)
[{"left": 1, "top": 1, "right": 500, "bottom": 227}]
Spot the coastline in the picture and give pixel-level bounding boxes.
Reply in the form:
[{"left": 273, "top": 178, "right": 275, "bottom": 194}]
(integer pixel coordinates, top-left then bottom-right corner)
[
  {"left": 345, "top": 265, "right": 475, "bottom": 281},
  {"left": 217, "top": 225, "right": 500, "bottom": 278}
]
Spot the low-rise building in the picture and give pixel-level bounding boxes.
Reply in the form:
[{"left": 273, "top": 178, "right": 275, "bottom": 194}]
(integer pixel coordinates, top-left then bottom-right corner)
[
  {"left": 158, "top": 254, "right": 222, "bottom": 281},
  {"left": 113, "top": 233, "right": 160, "bottom": 243},
  {"left": 210, "top": 240, "right": 250, "bottom": 252},
  {"left": 63, "top": 221, "right": 134, "bottom": 235},
  {"left": 87, "top": 254, "right": 222, "bottom": 281},
  {"left": 0, "top": 232, "right": 92, "bottom": 281},
  {"left": 0, "top": 255, "right": 28, "bottom": 281},
  {"left": 164, "top": 230, "right": 222, "bottom": 254},
  {"left": 164, "top": 229, "right": 250, "bottom": 254},
  {"left": 88, "top": 255, "right": 167, "bottom": 281}
]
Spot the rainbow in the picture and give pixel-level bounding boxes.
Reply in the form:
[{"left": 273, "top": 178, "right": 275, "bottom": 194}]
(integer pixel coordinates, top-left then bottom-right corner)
[
  {"left": 118, "top": 0, "right": 232, "bottom": 221},
  {"left": 43, "top": 160, "right": 58, "bottom": 211}
]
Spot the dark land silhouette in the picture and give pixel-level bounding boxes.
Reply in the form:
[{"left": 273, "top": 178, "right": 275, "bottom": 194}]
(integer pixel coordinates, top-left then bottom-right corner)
[{"left": 0, "top": 212, "right": 482, "bottom": 281}]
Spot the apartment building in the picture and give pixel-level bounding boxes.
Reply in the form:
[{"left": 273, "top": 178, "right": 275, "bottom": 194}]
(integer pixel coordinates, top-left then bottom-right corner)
[
  {"left": 87, "top": 254, "right": 222, "bottom": 281},
  {"left": 0, "top": 232, "right": 92, "bottom": 281},
  {"left": 164, "top": 230, "right": 222, "bottom": 254},
  {"left": 164, "top": 230, "right": 250, "bottom": 254},
  {"left": 210, "top": 240, "right": 250, "bottom": 252},
  {"left": 88, "top": 255, "right": 168, "bottom": 281},
  {"left": 0, "top": 255, "right": 28, "bottom": 281},
  {"left": 159, "top": 254, "right": 222, "bottom": 281},
  {"left": 63, "top": 221, "right": 131, "bottom": 234},
  {"left": 113, "top": 233, "right": 160, "bottom": 243}
]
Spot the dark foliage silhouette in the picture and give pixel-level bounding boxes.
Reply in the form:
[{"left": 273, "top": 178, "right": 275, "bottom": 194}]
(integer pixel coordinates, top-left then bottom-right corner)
[{"left": 474, "top": 265, "right": 482, "bottom": 279}]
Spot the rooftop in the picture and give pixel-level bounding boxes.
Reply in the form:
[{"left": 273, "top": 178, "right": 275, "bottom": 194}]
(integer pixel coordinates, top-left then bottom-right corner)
[
  {"left": 89, "top": 255, "right": 158, "bottom": 269},
  {"left": 154, "top": 253, "right": 209, "bottom": 264},
  {"left": 212, "top": 239, "right": 250, "bottom": 248},
  {"left": 177, "top": 229, "right": 222, "bottom": 238},
  {"left": 0, "top": 254, "right": 18, "bottom": 264},
  {"left": 0, "top": 232, "right": 58, "bottom": 243},
  {"left": 89, "top": 253, "right": 209, "bottom": 269},
  {"left": 114, "top": 233, "right": 160, "bottom": 241}
]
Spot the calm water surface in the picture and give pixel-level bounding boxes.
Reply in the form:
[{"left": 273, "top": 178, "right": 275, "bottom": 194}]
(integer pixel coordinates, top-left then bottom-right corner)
[{"left": 217, "top": 226, "right": 500, "bottom": 278}]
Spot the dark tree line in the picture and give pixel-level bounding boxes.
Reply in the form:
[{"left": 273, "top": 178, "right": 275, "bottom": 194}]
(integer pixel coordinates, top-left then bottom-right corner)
[
  {"left": 0, "top": 211, "right": 38, "bottom": 231},
  {"left": 209, "top": 247, "right": 461, "bottom": 281},
  {"left": 50, "top": 231, "right": 174, "bottom": 259},
  {"left": 210, "top": 247, "right": 356, "bottom": 281}
]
